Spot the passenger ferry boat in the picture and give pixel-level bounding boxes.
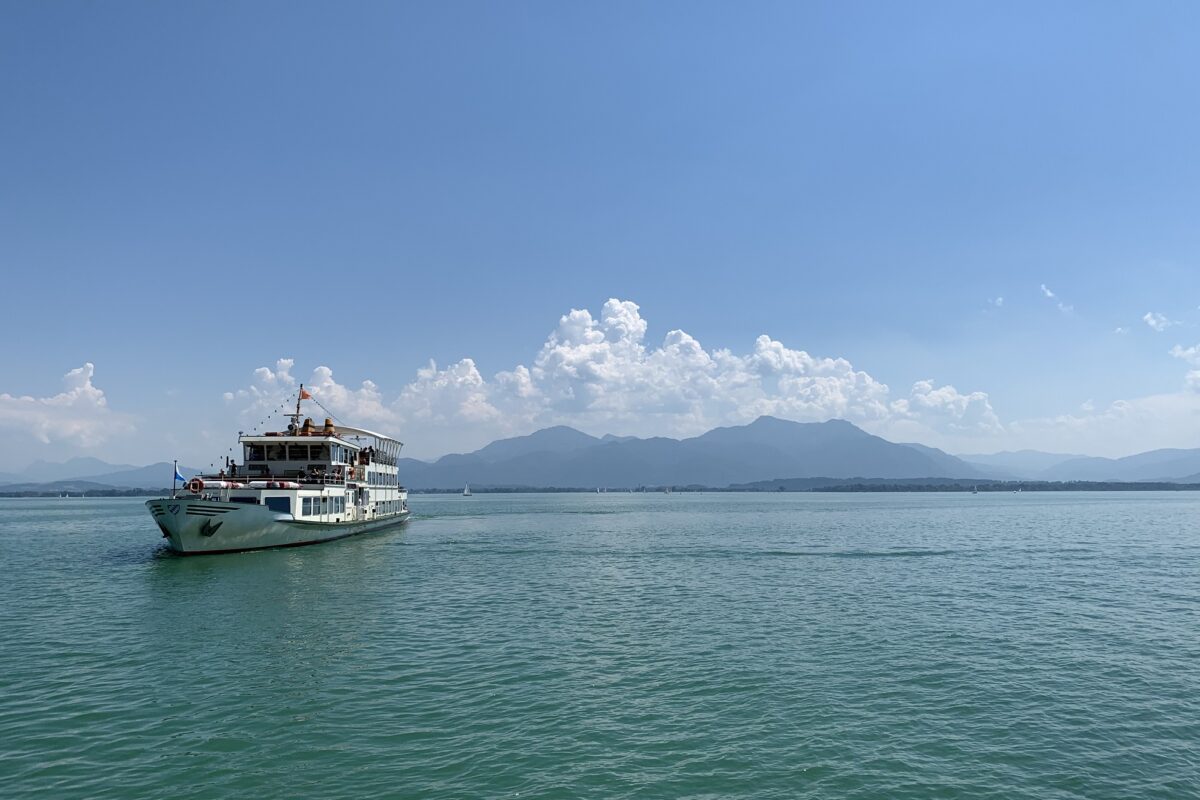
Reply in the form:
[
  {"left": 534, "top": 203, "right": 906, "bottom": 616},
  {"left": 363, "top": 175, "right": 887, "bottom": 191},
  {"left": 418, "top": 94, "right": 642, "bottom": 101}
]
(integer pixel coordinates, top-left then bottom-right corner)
[{"left": 147, "top": 388, "right": 410, "bottom": 554}]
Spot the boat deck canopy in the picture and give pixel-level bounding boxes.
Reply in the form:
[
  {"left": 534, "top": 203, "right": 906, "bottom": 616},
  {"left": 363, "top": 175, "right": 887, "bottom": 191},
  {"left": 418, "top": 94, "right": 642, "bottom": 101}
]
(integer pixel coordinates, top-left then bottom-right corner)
[
  {"left": 240, "top": 427, "right": 403, "bottom": 456},
  {"left": 332, "top": 425, "right": 403, "bottom": 447},
  {"left": 240, "top": 433, "right": 359, "bottom": 448}
]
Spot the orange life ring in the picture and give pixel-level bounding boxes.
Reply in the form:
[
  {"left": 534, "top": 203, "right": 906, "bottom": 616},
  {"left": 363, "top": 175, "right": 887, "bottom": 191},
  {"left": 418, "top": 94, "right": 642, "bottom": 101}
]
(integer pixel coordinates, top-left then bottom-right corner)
[{"left": 187, "top": 478, "right": 203, "bottom": 493}]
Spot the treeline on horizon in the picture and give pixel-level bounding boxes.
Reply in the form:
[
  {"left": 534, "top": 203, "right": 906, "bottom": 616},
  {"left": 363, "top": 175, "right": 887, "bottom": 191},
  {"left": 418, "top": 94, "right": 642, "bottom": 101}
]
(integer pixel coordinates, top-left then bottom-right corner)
[{"left": 0, "top": 488, "right": 169, "bottom": 498}]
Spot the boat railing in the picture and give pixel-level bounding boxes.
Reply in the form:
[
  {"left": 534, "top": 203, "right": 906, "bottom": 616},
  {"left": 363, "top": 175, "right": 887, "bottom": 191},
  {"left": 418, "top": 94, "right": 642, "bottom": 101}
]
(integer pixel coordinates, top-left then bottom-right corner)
[{"left": 197, "top": 471, "right": 356, "bottom": 486}]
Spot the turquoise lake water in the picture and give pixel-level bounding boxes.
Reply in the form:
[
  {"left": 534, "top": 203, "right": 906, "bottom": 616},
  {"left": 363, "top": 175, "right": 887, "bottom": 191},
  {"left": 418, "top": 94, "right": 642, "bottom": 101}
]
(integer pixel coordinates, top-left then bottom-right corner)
[{"left": 1, "top": 492, "right": 1198, "bottom": 798}]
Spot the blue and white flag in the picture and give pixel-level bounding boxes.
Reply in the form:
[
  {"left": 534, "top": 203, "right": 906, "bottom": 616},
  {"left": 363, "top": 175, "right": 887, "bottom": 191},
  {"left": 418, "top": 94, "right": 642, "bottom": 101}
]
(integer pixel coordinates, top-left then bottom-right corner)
[{"left": 174, "top": 466, "right": 186, "bottom": 483}]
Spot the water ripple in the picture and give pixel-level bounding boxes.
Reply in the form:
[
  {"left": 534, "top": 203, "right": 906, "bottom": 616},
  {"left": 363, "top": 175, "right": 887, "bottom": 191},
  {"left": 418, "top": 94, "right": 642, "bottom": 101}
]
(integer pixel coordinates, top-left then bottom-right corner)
[{"left": 1, "top": 493, "right": 1198, "bottom": 799}]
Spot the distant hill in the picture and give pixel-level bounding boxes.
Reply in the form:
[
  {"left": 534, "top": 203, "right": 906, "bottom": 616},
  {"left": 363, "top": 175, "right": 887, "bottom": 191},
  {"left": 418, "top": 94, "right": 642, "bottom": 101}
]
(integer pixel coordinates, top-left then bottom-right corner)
[
  {"left": 75, "top": 462, "right": 201, "bottom": 489},
  {"left": 0, "top": 459, "right": 199, "bottom": 491},
  {"left": 472, "top": 426, "right": 601, "bottom": 462},
  {"left": 1039, "top": 448, "right": 1200, "bottom": 482},
  {"left": 0, "top": 479, "right": 126, "bottom": 494},
  {"left": 601, "top": 434, "right": 638, "bottom": 443},
  {"left": 957, "top": 450, "right": 1085, "bottom": 477},
  {"left": 20, "top": 457, "right": 139, "bottom": 483},
  {"left": 399, "top": 416, "right": 989, "bottom": 489},
  {"left": 956, "top": 447, "right": 1200, "bottom": 481},
  {"left": 903, "top": 442, "right": 1011, "bottom": 479}
]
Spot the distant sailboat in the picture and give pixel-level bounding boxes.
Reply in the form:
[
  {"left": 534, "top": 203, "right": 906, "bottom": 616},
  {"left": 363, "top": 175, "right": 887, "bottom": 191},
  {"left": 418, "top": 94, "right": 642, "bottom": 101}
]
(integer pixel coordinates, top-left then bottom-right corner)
[
  {"left": 463, "top": 483, "right": 472, "bottom": 497},
  {"left": 972, "top": 485, "right": 979, "bottom": 494}
]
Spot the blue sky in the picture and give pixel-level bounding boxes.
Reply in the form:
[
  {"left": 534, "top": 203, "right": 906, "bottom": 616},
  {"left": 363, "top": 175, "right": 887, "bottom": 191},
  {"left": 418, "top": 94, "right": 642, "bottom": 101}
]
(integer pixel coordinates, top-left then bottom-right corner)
[{"left": 5, "top": 1, "right": 1200, "bottom": 466}]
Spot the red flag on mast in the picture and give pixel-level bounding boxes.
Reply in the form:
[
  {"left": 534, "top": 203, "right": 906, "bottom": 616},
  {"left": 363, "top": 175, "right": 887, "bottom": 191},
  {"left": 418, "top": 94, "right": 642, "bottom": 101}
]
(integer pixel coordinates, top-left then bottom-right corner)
[{"left": 299, "top": 388, "right": 312, "bottom": 400}]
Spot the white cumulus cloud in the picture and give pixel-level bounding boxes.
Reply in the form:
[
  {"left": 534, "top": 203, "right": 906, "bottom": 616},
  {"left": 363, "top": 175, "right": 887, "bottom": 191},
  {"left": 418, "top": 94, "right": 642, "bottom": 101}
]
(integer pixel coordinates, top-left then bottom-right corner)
[
  {"left": 397, "top": 359, "right": 500, "bottom": 425},
  {"left": 1170, "top": 343, "right": 1200, "bottom": 365},
  {"left": 1143, "top": 312, "right": 1177, "bottom": 332},
  {"left": 0, "top": 363, "right": 134, "bottom": 446},
  {"left": 1169, "top": 342, "right": 1200, "bottom": 390},
  {"left": 890, "top": 380, "right": 1003, "bottom": 434}
]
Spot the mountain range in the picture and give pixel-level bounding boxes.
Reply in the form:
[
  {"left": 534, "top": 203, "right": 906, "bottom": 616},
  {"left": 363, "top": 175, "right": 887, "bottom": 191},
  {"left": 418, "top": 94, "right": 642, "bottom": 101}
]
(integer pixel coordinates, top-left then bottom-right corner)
[
  {"left": 1034, "top": 449, "right": 1200, "bottom": 483},
  {"left": 955, "top": 450, "right": 1086, "bottom": 475},
  {"left": 397, "top": 417, "right": 991, "bottom": 489},
  {"left": 401, "top": 418, "right": 1200, "bottom": 488},
  {"left": 956, "top": 448, "right": 1200, "bottom": 482},
  {"left": 6, "top": 417, "right": 1200, "bottom": 492}
]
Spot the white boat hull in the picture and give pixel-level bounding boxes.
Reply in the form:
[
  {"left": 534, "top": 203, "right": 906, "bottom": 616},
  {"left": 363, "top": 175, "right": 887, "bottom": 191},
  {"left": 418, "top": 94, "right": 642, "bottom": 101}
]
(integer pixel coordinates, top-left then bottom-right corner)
[{"left": 146, "top": 498, "right": 410, "bottom": 554}]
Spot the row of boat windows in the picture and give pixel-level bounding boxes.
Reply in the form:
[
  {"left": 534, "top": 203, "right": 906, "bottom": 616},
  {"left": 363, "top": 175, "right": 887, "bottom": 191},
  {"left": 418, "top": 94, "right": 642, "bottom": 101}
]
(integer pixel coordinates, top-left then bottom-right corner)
[
  {"left": 245, "top": 444, "right": 353, "bottom": 463},
  {"left": 251, "top": 496, "right": 399, "bottom": 516},
  {"left": 301, "top": 496, "right": 346, "bottom": 516},
  {"left": 368, "top": 472, "right": 398, "bottom": 486}
]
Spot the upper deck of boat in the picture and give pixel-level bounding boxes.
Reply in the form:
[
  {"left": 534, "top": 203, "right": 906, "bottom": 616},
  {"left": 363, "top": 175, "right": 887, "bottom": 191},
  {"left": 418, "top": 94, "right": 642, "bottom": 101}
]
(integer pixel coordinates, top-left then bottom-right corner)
[{"left": 202, "top": 417, "right": 404, "bottom": 486}]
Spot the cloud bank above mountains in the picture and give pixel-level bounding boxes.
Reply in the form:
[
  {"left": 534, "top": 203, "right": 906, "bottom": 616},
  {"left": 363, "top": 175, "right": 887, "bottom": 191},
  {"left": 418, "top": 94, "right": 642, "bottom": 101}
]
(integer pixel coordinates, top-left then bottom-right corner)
[
  {"left": 8, "top": 298, "right": 1200, "bottom": 461},
  {"left": 211, "top": 297, "right": 1200, "bottom": 459},
  {"left": 224, "top": 298, "right": 1004, "bottom": 458}
]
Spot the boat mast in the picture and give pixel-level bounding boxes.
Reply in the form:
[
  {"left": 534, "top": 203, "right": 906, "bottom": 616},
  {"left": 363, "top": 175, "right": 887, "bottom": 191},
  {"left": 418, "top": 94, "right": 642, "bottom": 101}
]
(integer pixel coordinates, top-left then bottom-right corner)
[{"left": 290, "top": 384, "right": 305, "bottom": 432}]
